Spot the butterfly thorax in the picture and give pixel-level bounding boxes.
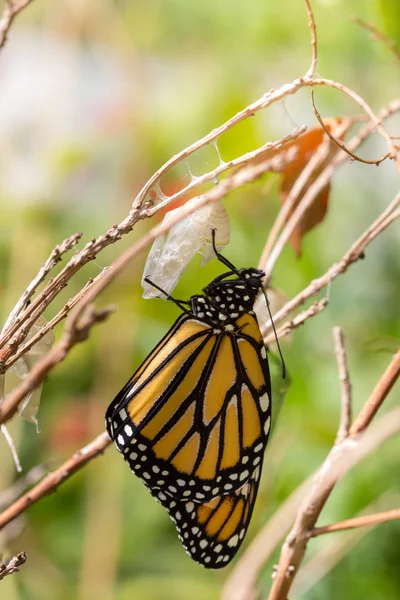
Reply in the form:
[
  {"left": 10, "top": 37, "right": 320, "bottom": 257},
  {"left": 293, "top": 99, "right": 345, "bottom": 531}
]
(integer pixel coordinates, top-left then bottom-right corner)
[{"left": 190, "top": 268, "right": 265, "bottom": 328}]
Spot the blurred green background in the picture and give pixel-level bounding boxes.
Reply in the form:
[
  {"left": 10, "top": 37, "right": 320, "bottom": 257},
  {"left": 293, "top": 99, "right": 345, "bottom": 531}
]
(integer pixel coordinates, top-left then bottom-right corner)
[{"left": 0, "top": 0, "right": 399, "bottom": 599}]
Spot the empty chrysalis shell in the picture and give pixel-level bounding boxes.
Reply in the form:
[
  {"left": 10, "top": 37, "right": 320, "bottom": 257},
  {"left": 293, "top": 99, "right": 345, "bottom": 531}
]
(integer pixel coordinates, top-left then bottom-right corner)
[{"left": 142, "top": 198, "right": 230, "bottom": 299}]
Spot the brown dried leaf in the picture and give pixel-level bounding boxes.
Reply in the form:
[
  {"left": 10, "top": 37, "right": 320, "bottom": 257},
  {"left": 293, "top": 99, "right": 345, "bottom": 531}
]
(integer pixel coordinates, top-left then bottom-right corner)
[{"left": 279, "top": 119, "right": 343, "bottom": 256}]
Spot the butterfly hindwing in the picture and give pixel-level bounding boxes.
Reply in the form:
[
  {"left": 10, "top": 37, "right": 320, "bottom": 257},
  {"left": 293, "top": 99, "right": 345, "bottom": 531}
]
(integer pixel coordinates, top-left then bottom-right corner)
[{"left": 147, "top": 461, "right": 263, "bottom": 568}]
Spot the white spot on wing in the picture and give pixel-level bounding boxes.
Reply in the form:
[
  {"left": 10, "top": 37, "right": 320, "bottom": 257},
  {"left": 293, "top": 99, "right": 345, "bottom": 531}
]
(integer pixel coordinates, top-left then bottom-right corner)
[
  {"left": 227, "top": 534, "right": 239, "bottom": 547},
  {"left": 264, "top": 416, "right": 271, "bottom": 435},
  {"left": 260, "top": 393, "right": 270, "bottom": 412}
]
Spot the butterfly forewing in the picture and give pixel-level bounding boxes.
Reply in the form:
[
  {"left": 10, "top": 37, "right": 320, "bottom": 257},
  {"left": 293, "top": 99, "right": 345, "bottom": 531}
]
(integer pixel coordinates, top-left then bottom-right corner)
[{"left": 107, "top": 312, "right": 271, "bottom": 502}]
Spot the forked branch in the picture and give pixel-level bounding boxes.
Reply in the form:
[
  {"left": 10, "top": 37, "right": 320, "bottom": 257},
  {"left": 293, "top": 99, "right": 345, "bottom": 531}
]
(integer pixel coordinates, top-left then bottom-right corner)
[{"left": 266, "top": 347, "right": 400, "bottom": 600}]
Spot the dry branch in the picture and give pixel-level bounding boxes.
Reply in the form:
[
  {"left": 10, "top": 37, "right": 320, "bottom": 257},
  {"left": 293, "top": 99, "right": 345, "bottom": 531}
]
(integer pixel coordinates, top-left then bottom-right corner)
[
  {"left": 223, "top": 408, "right": 400, "bottom": 600},
  {"left": 333, "top": 327, "right": 352, "bottom": 443},
  {"left": 350, "top": 348, "right": 400, "bottom": 434},
  {"left": 263, "top": 298, "right": 328, "bottom": 345},
  {"left": 0, "top": 233, "right": 82, "bottom": 338},
  {"left": 0, "top": 551, "right": 26, "bottom": 581},
  {"left": 0, "top": 432, "right": 111, "bottom": 531},
  {"left": 352, "top": 16, "right": 400, "bottom": 63},
  {"left": 311, "top": 91, "right": 391, "bottom": 165},
  {"left": 311, "top": 507, "right": 400, "bottom": 537},
  {"left": 0, "top": 306, "right": 114, "bottom": 425},
  {"left": 292, "top": 493, "right": 400, "bottom": 597},
  {"left": 0, "top": 464, "right": 49, "bottom": 510},
  {"left": 265, "top": 189, "right": 400, "bottom": 333},
  {"left": 267, "top": 347, "right": 400, "bottom": 600},
  {"left": 0, "top": 0, "right": 35, "bottom": 49}
]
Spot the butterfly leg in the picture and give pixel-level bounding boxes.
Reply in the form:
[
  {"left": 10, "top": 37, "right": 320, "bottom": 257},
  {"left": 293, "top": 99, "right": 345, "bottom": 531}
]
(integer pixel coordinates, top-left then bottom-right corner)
[{"left": 144, "top": 277, "right": 191, "bottom": 313}]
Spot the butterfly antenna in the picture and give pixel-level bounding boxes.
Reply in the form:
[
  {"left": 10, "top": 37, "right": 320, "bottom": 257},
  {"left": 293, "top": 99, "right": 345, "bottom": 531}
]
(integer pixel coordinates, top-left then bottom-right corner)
[
  {"left": 211, "top": 229, "right": 239, "bottom": 274},
  {"left": 262, "top": 287, "right": 286, "bottom": 379},
  {"left": 144, "top": 277, "right": 190, "bottom": 313}
]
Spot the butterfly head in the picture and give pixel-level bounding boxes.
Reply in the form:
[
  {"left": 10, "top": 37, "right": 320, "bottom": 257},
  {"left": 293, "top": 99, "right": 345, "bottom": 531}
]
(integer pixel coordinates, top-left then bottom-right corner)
[{"left": 238, "top": 268, "right": 265, "bottom": 290}]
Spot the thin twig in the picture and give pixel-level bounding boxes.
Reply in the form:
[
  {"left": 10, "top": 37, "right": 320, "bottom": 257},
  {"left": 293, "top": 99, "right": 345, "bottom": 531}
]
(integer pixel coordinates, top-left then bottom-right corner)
[
  {"left": 3, "top": 270, "right": 105, "bottom": 372},
  {"left": 1, "top": 424, "right": 22, "bottom": 472},
  {"left": 304, "top": 0, "right": 318, "bottom": 78},
  {"left": 263, "top": 298, "right": 328, "bottom": 345},
  {"left": 0, "top": 306, "right": 115, "bottom": 425},
  {"left": 311, "top": 507, "right": 400, "bottom": 537},
  {"left": 143, "top": 127, "right": 306, "bottom": 217},
  {"left": 0, "top": 432, "right": 111, "bottom": 530},
  {"left": 266, "top": 190, "right": 400, "bottom": 332},
  {"left": 308, "top": 78, "right": 398, "bottom": 166},
  {"left": 0, "top": 464, "right": 49, "bottom": 510},
  {"left": 293, "top": 493, "right": 400, "bottom": 597},
  {"left": 350, "top": 348, "right": 400, "bottom": 434},
  {"left": 333, "top": 327, "right": 352, "bottom": 443},
  {"left": 352, "top": 16, "right": 400, "bottom": 63},
  {"left": 0, "top": 233, "right": 82, "bottom": 336},
  {"left": 311, "top": 91, "right": 391, "bottom": 165},
  {"left": 0, "top": 0, "right": 35, "bottom": 49},
  {"left": 0, "top": 551, "right": 26, "bottom": 580}
]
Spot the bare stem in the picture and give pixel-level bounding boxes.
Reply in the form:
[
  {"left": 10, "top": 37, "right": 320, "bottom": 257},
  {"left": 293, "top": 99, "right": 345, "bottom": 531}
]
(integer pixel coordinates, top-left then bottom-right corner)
[
  {"left": 0, "top": 306, "right": 114, "bottom": 425},
  {"left": 311, "top": 91, "right": 390, "bottom": 165},
  {"left": 225, "top": 409, "right": 400, "bottom": 600},
  {"left": 311, "top": 507, "right": 400, "bottom": 537},
  {"left": 350, "top": 348, "right": 400, "bottom": 434},
  {"left": 263, "top": 298, "right": 328, "bottom": 345},
  {"left": 267, "top": 350, "right": 400, "bottom": 600},
  {"left": 0, "top": 432, "right": 111, "bottom": 531},
  {"left": 304, "top": 0, "right": 318, "bottom": 78},
  {"left": 0, "top": 551, "right": 26, "bottom": 580},
  {"left": 0, "top": 0, "right": 35, "bottom": 49},
  {"left": 1, "top": 233, "right": 82, "bottom": 335},
  {"left": 333, "top": 327, "right": 352, "bottom": 442},
  {"left": 267, "top": 190, "right": 400, "bottom": 332},
  {"left": 352, "top": 16, "right": 400, "bottom": 63}
]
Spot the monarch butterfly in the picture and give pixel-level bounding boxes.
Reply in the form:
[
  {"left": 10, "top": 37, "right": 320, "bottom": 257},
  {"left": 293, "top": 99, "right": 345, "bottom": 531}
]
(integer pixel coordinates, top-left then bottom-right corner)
[{"left": 106, "top": 232, "right": 284, "bottom": 568}]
